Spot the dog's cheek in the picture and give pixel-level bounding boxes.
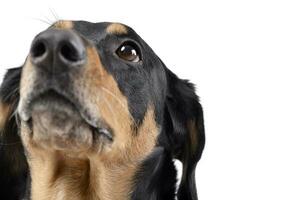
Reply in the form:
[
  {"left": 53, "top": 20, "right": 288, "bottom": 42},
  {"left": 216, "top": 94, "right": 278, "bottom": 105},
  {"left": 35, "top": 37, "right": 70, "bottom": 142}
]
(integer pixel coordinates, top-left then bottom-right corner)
[
  {"left": 72, "top": 46, "right": 133, "bottom": 155},
  {"left": 124, "top": 107, "right": 159, "bottom": 161},
  {"left": 75, "top": 47, "right": 160, "bottom": 162},
  {"left": 97, "top": 106, "right": 159, "bottom": 163}
]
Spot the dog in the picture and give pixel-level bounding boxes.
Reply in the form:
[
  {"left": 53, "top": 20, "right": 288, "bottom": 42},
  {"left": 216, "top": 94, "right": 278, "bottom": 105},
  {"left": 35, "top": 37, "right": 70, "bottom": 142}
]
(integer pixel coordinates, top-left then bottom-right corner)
[{"left": 0, "top": 20, "right": 205, "bottom": 200}]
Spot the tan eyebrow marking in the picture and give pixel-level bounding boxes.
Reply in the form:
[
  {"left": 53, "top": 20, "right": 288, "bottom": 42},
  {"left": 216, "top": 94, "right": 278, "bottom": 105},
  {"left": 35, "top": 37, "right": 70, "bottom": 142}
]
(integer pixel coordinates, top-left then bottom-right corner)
[
  {"left": 53, "top": 20, "right": 73, "bottom": 29},
  {"left": 106, "top": 23, "right": 128, "bottom": 35}
]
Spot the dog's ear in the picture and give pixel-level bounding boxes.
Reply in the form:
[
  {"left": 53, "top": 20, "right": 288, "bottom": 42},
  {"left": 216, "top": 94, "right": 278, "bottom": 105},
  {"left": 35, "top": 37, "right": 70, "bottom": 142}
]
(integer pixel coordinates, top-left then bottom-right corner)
[
  {"left": 162, "top": 67, "right": 205, "bottom": 200},
  {"left": 0, "top": 67, "right": 28, "bottom": 199}
]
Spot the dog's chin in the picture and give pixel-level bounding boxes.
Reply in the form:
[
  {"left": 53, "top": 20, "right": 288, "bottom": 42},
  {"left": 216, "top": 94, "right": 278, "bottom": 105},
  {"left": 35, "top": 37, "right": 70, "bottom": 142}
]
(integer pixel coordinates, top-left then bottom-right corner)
[{"left": 25, "top": 91, "right": 113, "bottom": 155}]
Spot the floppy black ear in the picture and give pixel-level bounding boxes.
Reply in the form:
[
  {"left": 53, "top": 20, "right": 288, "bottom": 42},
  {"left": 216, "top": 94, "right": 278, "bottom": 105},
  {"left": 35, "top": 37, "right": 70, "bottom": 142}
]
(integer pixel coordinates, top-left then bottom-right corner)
[
  {"left": 163, "top": 67, "right": 205, "bottom": 200},
  {"left": 0, "top": 67, "right": 28, "bottom": 199}
]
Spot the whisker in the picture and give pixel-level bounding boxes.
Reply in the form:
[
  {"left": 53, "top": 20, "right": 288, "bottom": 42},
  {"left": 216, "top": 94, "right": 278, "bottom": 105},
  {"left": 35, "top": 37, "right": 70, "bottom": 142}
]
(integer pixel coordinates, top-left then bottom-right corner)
[
  {"left": 0, "top": 141, "right": 22, "bottom": 146},
  {"left": 15, "top": 113, "right": 20, "bottom": 128},
  {"left": 31, "top": 18, "right": 52, "bottom": 26},
  {"left": 49, "top": 8, "right": 59, "bottom": 22},
  {"left": 100, "top": 87, "right": 128, "bottom": 110},
  {"left": 100, "top": 86, "right": 138, "bottom": 127},
  {"left": 9, "top": 107, "right": 18, "bottom": 121},
  {"left": 97, "top": 140, "right": 104, "bottom": 154},
  {"left": 5, "top": 86, "right": 19, "bottom": 103},
  {"left": 43, "top": 15, "right": 54, "bottom": 25},
  {"left": 101, "top": 95, "right": 118, "bottom": 127}
]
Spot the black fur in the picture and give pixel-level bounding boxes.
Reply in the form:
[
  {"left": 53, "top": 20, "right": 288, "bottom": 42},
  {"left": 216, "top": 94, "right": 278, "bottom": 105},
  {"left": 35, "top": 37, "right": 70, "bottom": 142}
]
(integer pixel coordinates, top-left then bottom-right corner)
[
  {"left": 131, "top": 147, "right": 177, "bottom": 200},
  {"left": 0, "top": 68, "right": 28, "bottom": 200},
  {"left": 0, "top": 21, "right": 205, "bottom": 200}
]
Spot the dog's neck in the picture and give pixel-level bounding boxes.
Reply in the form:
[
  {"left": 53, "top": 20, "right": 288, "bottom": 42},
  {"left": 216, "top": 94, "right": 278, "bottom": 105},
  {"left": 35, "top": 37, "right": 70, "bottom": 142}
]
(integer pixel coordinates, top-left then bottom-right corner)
[
  {"left": 29, "top": 152, "right": 138, "bottom": 200},
  {"left": 27, "top": 147, "right": 177, "bottom": 200}
]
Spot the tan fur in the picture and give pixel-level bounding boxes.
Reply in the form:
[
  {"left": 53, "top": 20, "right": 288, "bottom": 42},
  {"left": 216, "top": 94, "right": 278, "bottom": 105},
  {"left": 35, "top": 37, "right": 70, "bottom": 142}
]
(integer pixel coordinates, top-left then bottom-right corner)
[
  {"left": 187, "top": 120, "right": 198, "bottom": 155},
  {"left": 20, "top": 46, "right": 159, "bottom": 200},
  {"left": 19, "top": 59, "right": 36, "bottom": 111},
  {"left": 0, "top": 101, "right": 11, "bottom": 131},
  {"left": 53, "top": 20, "right": 73, "bottom": 29},
  {"left": 76, "top": 47, "right": 159, "bottom": 163},
  {"left": 106, "top": 23, "right": 127, "bottom": 35},
  {"left": 21, "top": 108, "right": 158, "bottom": 200}
]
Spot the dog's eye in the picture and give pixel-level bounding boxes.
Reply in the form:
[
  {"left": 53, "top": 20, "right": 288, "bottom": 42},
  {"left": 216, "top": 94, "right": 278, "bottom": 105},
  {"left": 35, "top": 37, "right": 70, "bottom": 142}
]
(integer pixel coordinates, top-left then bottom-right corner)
[{"left": 116, "top": 43, "right": 140, "bottom": 63}]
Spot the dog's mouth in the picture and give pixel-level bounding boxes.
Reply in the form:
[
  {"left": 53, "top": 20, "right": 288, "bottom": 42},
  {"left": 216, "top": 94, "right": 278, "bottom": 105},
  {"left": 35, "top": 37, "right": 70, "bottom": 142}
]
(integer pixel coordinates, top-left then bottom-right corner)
[{"left": 21, "top": 90, "right": 113, "bottom": 152}]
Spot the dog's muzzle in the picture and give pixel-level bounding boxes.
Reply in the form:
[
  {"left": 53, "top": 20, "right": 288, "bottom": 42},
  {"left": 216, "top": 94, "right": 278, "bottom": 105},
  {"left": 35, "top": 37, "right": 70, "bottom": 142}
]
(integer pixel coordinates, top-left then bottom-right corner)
[{"left": 18, "top": 29, "right": 113, "bottom": 152}]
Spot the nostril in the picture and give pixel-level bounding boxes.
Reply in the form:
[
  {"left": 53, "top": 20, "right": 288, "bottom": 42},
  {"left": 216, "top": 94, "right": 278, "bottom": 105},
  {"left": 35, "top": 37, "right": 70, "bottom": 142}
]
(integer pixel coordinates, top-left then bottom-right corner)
[
  {"left": 60, "top": 42, "right": 81, "bottom": 63},
  {"left": 31, "top": 40, "right": 47, "bottom": 58}
]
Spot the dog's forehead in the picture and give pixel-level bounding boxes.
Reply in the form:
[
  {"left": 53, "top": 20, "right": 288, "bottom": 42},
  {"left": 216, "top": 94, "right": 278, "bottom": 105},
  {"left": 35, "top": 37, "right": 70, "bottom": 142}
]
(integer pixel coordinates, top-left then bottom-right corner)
[{"left": 52, "top": 20, "right": 132, "bottom": 42}]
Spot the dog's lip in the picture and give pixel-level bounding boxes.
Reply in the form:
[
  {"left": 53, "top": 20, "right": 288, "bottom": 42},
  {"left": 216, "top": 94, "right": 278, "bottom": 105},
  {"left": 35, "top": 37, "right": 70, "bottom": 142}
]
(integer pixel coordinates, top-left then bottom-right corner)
[{"left": 19, "top": 90, "right": 113, "bottom": 141}]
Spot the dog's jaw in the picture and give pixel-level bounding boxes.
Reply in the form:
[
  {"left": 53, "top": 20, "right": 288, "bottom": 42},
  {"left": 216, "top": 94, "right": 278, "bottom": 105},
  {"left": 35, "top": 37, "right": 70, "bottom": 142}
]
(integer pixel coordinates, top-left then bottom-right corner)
[{"left": 30, "top": 91, "right": 94, "bottom": 153}]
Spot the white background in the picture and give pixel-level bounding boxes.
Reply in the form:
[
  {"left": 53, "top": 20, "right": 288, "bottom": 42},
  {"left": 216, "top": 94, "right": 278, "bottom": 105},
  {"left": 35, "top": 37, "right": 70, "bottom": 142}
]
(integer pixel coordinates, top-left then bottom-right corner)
[{"left": 1, "top": 0, "right": 300, "bottom": 199}]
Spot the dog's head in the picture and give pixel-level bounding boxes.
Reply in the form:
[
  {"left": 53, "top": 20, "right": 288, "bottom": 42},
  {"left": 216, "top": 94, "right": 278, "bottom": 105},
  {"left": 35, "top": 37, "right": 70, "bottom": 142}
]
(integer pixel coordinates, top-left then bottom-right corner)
[{"left": 0, "top": 20, "right": 205, "bottom": 199}]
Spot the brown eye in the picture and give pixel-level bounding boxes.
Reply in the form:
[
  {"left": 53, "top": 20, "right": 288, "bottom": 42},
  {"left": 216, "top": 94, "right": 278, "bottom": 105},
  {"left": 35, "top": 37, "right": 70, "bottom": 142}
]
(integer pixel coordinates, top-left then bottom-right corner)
[{"left": 116, "top": 43, "right": 140, "bottom": 62}]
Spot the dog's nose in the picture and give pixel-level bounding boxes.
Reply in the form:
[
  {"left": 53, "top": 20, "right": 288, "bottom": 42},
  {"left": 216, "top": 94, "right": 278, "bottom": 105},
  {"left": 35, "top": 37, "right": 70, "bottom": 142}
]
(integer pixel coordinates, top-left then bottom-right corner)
[{"left": 30, "top": 29, "right": 86, "bottom": 72}]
